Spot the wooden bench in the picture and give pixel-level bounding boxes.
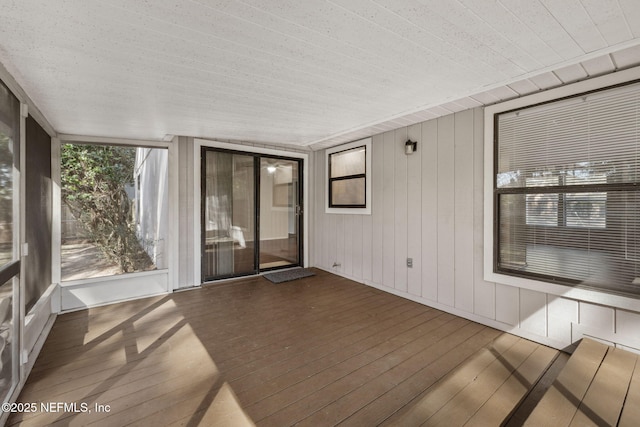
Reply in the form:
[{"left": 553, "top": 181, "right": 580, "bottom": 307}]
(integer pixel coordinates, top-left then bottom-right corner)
[
  {"left": 525, "top": 338, "right": 640, "bottom": 426},
  {"left": 385, "top": 334, "right": 559, "bottom": 426}
]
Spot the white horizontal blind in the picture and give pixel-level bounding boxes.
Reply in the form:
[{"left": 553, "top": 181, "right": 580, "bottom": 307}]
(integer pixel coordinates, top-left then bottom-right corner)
[{"left": 495, "top": 81, "right": 640, "bottom": 296}]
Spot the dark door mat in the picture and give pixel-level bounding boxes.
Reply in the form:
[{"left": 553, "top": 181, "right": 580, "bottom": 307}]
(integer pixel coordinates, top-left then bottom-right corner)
[{"left": 263, "top": 268, "right": 315, "bottom": 283}]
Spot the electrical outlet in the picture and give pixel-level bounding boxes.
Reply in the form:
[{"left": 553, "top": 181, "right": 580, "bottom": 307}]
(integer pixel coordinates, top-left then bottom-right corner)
[{"left": 407, "top": 258, "right": 413, "bottom": 268}]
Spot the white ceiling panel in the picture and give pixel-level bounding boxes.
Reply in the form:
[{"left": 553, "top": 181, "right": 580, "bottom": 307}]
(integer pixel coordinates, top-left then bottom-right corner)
[
  {"left": 581, "top": 0, "right": 633, "bottom": 45},
  {"left": 553, "top": 63, "right": 589, "bottom": 84},
  {"left": 0, "top": 0, "right": 639, "bottom": 149},
  {"left": 498, "top": 0, "right": 585, "bottom": 59},
  {"left": 450, "top": 96, "right": 483, "bottom": 110},
  {"left": 469, "top": 91, "right": 502, "bottom": 107},
  {"left": 540, "top": 0, "right": 607, "bottom": 53},
  {"left": 611, "top": 43, "right": 640, "bottom": 68},
  {"left": 458, "top": 0, "right": 562, "bottom": 67},
  {"left": 528, "top": 71, "right": 564, "bottom": 90},
  {"left": 508, "top": 79, "right": 541, "bottom": 96},
  {"left": 619, "top": 0, "right": 640, "bottom": 38},
  {"left": 581, "top": 54, "right": 617, "bottom": 76}
]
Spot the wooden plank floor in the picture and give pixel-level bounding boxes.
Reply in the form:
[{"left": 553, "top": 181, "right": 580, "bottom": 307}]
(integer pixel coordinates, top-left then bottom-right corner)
[
  {"left": 8, "top": 269, "right": 557, "bottom": 426},
  {"left": 526, "top": 338, "right": 640, "bottom": 427}
]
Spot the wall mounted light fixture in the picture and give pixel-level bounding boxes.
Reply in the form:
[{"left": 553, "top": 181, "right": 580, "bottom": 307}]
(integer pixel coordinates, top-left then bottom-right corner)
[{"left": 405, "top": 139, "right": 417, "bottom": 155}]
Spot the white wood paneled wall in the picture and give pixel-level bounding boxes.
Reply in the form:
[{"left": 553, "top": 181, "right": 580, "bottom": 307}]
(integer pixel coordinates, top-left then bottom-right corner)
[
  {"left": 178, "top": 136, "right": 196, "bottom": 288},
  {"left": 312, "top": 107, "right": 640, "bottom": 353}
]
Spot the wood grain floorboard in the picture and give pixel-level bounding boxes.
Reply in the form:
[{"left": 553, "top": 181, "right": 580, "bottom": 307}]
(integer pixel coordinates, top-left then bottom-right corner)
[
  {"left": 229, "top": 298, "right": 422, "bottom": 394},
  {"left": 255, "top": 318, "right": 482, "bottom": 425},
  {"left": 8, "top": 269, "right": 559, "bottom": 427},
  {"left": 340, "top": 326, "right": 502, "bottom": 426}
]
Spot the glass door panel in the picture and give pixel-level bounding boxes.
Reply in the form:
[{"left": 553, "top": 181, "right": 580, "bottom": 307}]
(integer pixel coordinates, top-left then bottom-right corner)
[
  {"left": 202, "top": 150, "right": 256, "bottom": 280},
  {"left": 259, "top": 158, "right": 300, "bottom": 270}
]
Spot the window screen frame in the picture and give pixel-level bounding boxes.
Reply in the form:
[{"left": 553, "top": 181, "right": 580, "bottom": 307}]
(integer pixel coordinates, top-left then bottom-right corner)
[
  {"left": 484, "top": 66, "right": 640, "bottom": 308},
  {"left": 328, "top": 145, "right": 366, "bottom": 208},
  {"left": 325, "top": 138, "right": 372, "bottom": 215}
]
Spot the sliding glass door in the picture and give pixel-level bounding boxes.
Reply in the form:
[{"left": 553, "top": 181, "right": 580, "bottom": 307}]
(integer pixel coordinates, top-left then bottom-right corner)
[
  {"left": 259, "top": 158, "right": 300, "bottom": 270},
  {"left": 201, "top": 148, "right": 302, "bottom": 282},
  {"left": 202, "top": 150, "right": 256, "bottom": 280}
]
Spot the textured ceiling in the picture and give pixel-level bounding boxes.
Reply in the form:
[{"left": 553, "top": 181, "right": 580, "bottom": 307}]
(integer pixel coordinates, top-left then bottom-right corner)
[{"left": 0, "top": 0, "right": 639, "bottom": 150}]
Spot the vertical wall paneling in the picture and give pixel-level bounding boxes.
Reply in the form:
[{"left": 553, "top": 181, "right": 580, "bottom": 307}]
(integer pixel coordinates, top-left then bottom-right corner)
[
  {"left": 371, "top": 133, "right": 384, "bottom": 285},
  {"left": 320, "top": 151, "right": 328, "bottom": 270},
  {"left": 314, "top": 151, "right": 325, "bottom": 268},
  {"left": 547, "top": 296, "right": 578, "bottom": 346},
  {"left": 495, "top": 283, "right": 519, "bottom": 326},
  {"left": 165, "top": 142, "right": 181, "bottom": 290},
  {"left": 320, "top": 151, "right": 329, "bottom": 269},
  {"left": 178, "top": 136, "right": 195, "bottom": 287},
  {"left": 335, "top": 214, "right": 345, "bottom": 273},
  {"left": 343, "top": 214, "right": 353, "bottom": 277},
  {"left": 453, "top": 110, "right": 474, "bottom": 312},
  {"left": 472, "top": 108, "right": 495, "bottom": 319},
  {"left": 579, "top": 302, "right": 615, "bottom": 332},
  {"left": 406, "top": 123, "right": 422, "bottom": 296},
  {"left": 616, "top": 309, "right": 640, "bottom": 344},
  {"left": 437, "top": 115, "right": 455, "bottom": 306},
  {"left": 519, "top": 288, "right": 547, "bottom": 337},
  {"left": 311, "top": 105, "right": 640, "bottom": 353},
  {"left": 421, "top": 120, "right": 439, "bottom": 301},
  {"left": 306, "top": 152, "right": 313, "bottom": 266},
  {"left": 382, "top": 131, "right": 396, "bottom": 287},
  {"left": 362, "top": 205, "right": 373, "bottom": 282},
  {"left": 351, "top": 214, "right": 363, "bottom": 279},
  {"left": 360, "top": 136, "right": 373, "bottom": 281},
  {"left": 319, "top": 151, "right": 326, "bottom": 268},
  {"left": 394, "top": 127, "right": 408, "bottom": 292},
  {"left": 325, "top": 207, "right": 337, "bottom": 270}
]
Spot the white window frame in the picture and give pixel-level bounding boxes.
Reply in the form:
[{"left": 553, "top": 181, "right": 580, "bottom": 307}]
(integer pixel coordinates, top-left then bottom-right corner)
[
  {"left": 484, "top": 65, "right": 640, "bottom": 312},
  {"left": 55, "top": 135, "right": 178, "bottom": 311},
  {"left": 325, "top": 138, "right": 372, "bottom": 215}
]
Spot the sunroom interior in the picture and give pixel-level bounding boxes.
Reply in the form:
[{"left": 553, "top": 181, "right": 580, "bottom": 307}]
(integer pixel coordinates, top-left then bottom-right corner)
[{"left": 1, "top": 1, "right": 640, "bottom": 425}]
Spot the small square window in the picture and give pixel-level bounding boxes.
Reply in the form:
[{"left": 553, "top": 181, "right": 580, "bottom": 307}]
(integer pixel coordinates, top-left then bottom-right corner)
[{"left": 325, "top": 138, "right": 371, "bottom": 214}]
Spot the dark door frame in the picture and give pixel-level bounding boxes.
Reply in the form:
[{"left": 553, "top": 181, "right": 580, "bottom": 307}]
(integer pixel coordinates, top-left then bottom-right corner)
[{"left": 200, "top": 147, "right": 304, "bottom": 282}]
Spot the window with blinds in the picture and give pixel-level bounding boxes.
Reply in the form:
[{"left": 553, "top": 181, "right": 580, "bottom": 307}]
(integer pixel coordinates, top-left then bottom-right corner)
[{"left": 494, "top": 80, "right": 640, "bottom": 296}]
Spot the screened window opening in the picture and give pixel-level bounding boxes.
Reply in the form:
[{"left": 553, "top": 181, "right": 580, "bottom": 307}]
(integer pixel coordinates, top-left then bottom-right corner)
[
  {"left": 0, "top": 79, "right": 19, "bottom": 405},
  {"left": 494, "top": 80, "right": 640, "bottom": 297},
  {"left": 328, "top": 145, "right": 366, "bottom": 208},
  {"left": 61, "top": 144, "right": 168, "bottom": 281}
]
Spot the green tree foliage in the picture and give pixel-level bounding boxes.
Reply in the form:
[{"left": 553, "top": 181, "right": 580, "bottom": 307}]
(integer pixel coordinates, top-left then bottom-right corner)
[{"left": 61, "top": 144, "right": 153, "bottom": 273}]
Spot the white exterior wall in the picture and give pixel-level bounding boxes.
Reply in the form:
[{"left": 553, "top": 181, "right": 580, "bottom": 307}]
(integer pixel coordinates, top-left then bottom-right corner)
[
  {"left": 135, "top": 147, "right": 169, "bottom": 269},
  {"left": 259, "top": 169, "right": 289, "bottom": 240},
  {"left": 311, "top": 107, "right": 640, "bottom": 353}
]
